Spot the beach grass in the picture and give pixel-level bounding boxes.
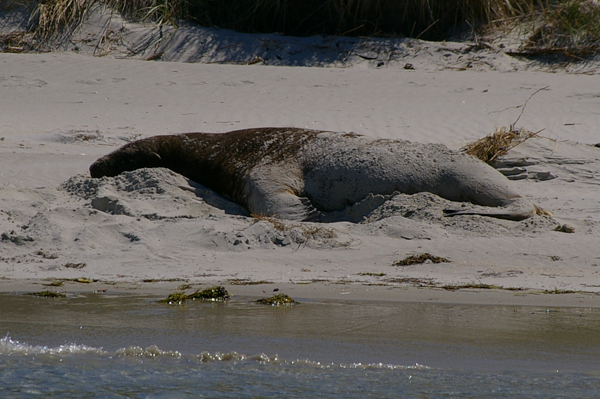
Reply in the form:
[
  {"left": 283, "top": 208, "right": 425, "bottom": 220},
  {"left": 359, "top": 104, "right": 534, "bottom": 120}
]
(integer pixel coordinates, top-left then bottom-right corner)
[
  {"left": 17, "top": 1, "right": 600, "bottom": 58},
  {"left": 23, "top": 0, "right": 542, "bottom": 40},
  {"left": 522, "top": 0, "right": 600, "bottom": 56}
]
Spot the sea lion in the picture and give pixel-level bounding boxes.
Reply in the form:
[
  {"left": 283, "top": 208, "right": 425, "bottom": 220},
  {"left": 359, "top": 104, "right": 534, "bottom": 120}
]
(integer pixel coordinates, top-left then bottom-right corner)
[{"left": 90, "top": 127, "right": 548, "bottom": 221}]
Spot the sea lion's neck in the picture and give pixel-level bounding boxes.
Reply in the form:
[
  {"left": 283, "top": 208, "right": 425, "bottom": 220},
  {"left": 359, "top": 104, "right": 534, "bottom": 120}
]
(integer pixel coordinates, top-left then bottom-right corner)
[{"left": 152, "top": 133, "right": 240, "bottom": 201}]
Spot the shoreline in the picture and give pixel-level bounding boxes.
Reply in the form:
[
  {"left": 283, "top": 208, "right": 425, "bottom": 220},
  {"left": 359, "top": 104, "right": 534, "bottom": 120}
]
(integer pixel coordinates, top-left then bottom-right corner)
[{"left": 3, "top": 280, "right": 599, "bottom": 308}]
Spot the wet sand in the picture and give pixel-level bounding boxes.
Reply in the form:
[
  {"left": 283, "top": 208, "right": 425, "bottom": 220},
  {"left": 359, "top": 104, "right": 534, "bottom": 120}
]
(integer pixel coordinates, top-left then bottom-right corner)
[{"left": 2, "top": 280, "right": 600, "bottom": 308}]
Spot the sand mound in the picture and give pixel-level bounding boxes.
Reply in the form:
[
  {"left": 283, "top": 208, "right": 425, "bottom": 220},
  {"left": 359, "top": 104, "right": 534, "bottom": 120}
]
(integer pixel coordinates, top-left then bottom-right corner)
[
  {"left": 0, "top": 165, "right": 558, "bottom": 274},
  {"left": 62, "top": 168, "right": 248, "bottom": 219},
  {"left": 59, "top": 168, "right": 358, "bottom": 251},
  {"left": 60, "top": 168, "right": 559, "bottom": 242}
]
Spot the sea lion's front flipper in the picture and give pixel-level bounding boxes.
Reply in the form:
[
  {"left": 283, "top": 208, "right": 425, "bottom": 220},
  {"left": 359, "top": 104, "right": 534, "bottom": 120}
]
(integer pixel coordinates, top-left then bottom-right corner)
[{"left": 243, "top": 167, "right": 321, "bottom": 222}]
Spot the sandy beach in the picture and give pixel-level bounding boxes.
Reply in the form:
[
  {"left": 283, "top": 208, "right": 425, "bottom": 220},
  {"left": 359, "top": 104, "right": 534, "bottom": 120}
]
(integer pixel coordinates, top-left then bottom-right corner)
[{"left": 1, "top": 8, "right": 600, "bottom": 307}]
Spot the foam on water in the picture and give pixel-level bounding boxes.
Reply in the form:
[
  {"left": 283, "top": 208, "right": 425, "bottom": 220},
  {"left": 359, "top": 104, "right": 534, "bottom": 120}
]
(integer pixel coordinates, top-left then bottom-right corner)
[
  {"left": 0, "top": 334, "right": 105, "bottom": 356},
  {"left": 1, "top": 335, "right": 598, "bottom": 399},
  {"left": 1, "top": 334, "right": 428, "bottom": 372}
]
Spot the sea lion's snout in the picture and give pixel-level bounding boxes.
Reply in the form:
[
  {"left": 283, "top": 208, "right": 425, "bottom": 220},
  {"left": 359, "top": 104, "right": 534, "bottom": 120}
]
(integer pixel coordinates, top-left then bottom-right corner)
[
  {"left": 89, "top": 157, "right": 113, "bottom": 178},
  {"left": 90, "top": 145, "right": 163, "bottom": 178}
]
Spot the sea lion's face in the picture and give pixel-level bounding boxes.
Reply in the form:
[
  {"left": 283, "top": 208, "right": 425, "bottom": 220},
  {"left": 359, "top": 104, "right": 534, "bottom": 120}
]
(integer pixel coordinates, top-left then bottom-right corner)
[{"left": 89, "top": 143, "right": 162, "bottom": 178}]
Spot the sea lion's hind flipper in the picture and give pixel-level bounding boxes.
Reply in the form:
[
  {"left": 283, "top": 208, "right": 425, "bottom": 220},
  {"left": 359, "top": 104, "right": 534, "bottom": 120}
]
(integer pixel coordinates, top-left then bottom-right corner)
[
  {"left": 443, "top": 200, "right": 540, "bottom": 221},
  {"left": 443, "top": 208, "right": 529, "bottom": 221}
]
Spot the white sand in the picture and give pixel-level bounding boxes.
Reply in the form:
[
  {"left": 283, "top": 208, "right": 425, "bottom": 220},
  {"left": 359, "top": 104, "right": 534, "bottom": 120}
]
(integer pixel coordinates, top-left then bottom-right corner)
[{"left": 1, "top": 8, "right": 600, "bottom": 305}]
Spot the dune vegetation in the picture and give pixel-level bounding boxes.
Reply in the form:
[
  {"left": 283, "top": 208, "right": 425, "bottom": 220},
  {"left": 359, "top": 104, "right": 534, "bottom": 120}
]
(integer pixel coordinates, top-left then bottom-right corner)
[{"left": 3, "top": 0, "right": 600, "bottom": 57}]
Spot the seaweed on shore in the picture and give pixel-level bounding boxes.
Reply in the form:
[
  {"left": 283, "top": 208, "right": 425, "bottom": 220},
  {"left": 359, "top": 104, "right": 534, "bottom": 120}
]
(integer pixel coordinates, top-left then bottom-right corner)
[
  {"left": 187, "top": 286, "right": 230, "bottom": 301},
  {"left": 254, "top": 293, "right": 297, "bottom": 306},
  {"left": 394, "top": 253, "right": 450, "bottom": 266},
  {"left": 441, "top": 283, "right": 523, "bottom": 291},
  {"left": 160, "top": 286, "right": 230, "bottom": 304},
  {"left": 160, "top": 292, "right": 188, "bottom": 305},
  {"left": 26, "top": 290, "right": 67, "bottom": 298},
  {"left": 226, "top": 278, "right": 273, "bottom": 285},
  {"left": 43, "top": 280, "right": 64, "bottom": 287}
]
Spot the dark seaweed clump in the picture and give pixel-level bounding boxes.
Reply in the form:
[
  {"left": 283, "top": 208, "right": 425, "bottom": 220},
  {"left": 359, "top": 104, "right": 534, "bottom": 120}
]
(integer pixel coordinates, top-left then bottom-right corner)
[
  {"left": 394, "top": 253, "right": 450, "bottom": 266},
  {"left": 254, "top": 293, "right": 297, "bottom": 306},
  {"left": 26, "top": 290, "right": 66, "bottom": 298},
  {"left": 160, "top": 286, "right": 230, "bottom": 304},
  {"left": 187, "top": 286, "right": 230, "bottom": 301}
]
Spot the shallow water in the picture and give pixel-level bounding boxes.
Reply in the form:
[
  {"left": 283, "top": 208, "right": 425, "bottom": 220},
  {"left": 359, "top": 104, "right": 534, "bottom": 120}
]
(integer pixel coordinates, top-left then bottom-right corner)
[{"left": 1, "top": 292, "right": 599, "bottom": 398}]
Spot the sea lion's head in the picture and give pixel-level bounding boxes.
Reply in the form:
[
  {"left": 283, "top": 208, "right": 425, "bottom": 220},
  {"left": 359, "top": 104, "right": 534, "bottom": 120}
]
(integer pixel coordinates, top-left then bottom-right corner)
[{"left": 90, "top": 142, "right": 163, "bottom": 178}]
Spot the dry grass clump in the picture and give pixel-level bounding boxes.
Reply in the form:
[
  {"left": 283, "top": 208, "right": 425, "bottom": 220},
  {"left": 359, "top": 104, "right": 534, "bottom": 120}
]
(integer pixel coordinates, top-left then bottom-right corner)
[
  {"left": 464, "top": 85, "right": 546, "bottom": 164},
  {"left": 463, "top": 126, "right": 539, "bottom": 164}
]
